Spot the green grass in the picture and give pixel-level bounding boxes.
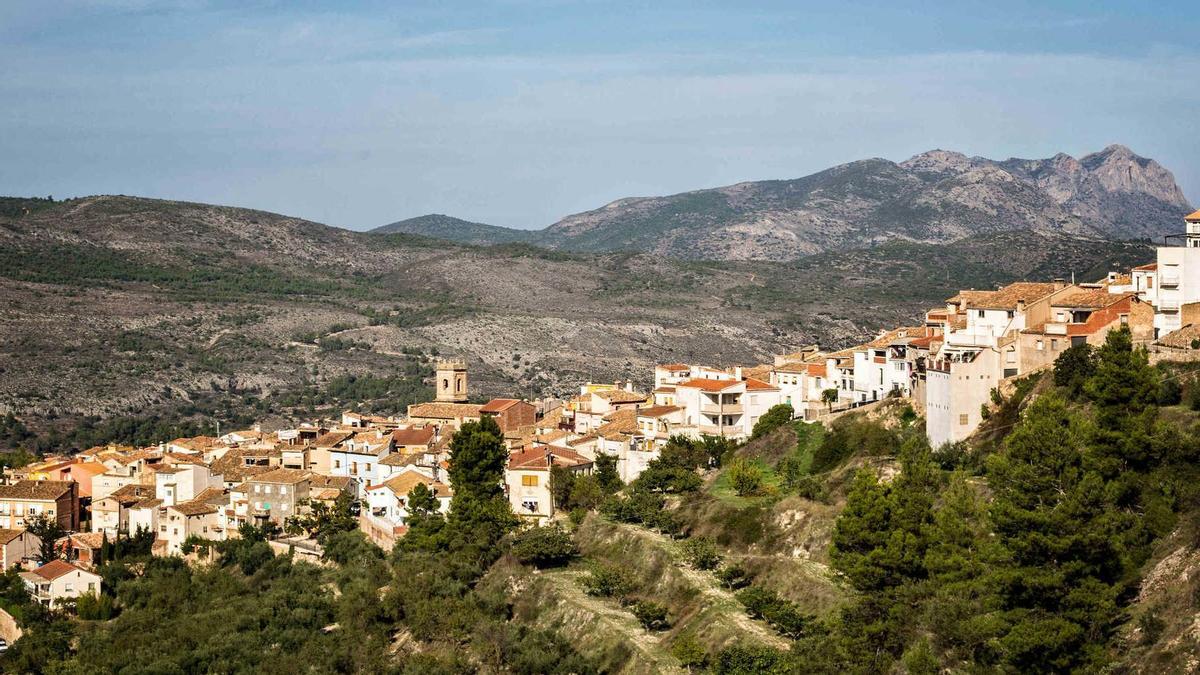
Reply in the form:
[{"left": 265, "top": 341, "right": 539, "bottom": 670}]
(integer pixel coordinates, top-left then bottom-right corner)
[
  {"left": 710, "top": 459, "right": 783, "bottom": 506},
  {"left": 788, "top": 421, "right": 825, "bottom": 476}
]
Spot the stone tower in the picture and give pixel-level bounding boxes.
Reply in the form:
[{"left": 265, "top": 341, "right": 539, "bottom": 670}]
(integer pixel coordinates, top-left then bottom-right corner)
[{"left": 436, "top": 359, "right": 468, "bottom": 403}]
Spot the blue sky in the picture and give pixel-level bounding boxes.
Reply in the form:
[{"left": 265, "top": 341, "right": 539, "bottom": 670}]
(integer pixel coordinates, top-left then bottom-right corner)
[{"left": 1, "top": 1, "right": 1197, "bottom": 230}]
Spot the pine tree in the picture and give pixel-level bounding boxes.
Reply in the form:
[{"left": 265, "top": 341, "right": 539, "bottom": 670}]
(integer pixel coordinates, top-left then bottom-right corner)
[
  {"left": 1085, "top": 326, "right": 1157, "bottom": 427},
  {"left": 447, "top": 415, "right": 507, "bottom": 502},
  {"left": 985, "top": 395, "right": 1124, "bottom": 673}
]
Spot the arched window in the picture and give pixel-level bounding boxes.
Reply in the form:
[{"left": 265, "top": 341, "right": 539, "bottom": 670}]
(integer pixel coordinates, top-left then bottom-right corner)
[
  {"left": 456, "top": 378, "right": 462, "bottom": 392},
  {"left": 442, "top": 378, "right": 449, "bottom": 390}
]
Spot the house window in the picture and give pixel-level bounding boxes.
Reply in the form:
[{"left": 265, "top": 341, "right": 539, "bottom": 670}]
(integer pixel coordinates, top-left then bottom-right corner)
[
  {"left": 334, "top": 459, "right": 341, "bottom": 469},
  {"left": 977, "top": 310, "right": 985, "bottom": 318},
  {"left": 1051, "top": 339, "right": 1058, "bottom": 350},
  {"left": 1036, "top": 340, "right": 1044, "bottom": 351},
  {"left": 958, "top": 414, "right": 969, "bottom": 426},
  {"left": 522, "top": 475, "right": 539, "bottom": 487},
  {"left": 521, "top": 499, "right": 538, "bottom": 513},
  {"left": 280, "top": 486, "right": 287, "bottom": 495}
]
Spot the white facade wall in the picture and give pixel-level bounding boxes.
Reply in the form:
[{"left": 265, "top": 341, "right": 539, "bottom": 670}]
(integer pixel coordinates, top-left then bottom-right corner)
[{"left": 1152, "top": 245, "right": 1200, "bottom": 337}]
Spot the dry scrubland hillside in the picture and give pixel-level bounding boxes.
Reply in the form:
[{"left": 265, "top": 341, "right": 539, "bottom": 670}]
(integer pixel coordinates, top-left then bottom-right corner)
[{"left": 0, "top": 195, "right": 1154, "bottom": 444}]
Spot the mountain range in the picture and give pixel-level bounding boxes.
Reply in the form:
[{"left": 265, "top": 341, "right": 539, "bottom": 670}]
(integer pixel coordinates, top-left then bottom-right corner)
[{"left": 373, "top": 144, "right": 1192, "bottom": 260}]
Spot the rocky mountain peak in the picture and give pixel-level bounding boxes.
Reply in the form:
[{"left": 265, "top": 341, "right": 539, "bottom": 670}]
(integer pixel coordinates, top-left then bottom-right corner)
[{"left": 899, "top": 149, "right": 977, "bottom": 176}]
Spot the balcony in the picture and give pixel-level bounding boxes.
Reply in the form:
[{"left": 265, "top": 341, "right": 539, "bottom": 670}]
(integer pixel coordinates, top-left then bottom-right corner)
[
  {"left": 700, "top": 403, "right": 743, "bottom": 415},
  {"left": 698, "top": 423, "right": 745, "bottom": 438},
  {"left": 1159, "top": 299, "right": 1180, "bottom": 311},
  {"left": 1161, "top": 272, "right": 1181, "bottom": 287}
]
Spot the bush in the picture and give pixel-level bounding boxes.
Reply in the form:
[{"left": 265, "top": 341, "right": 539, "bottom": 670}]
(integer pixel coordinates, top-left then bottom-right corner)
[
  {"left": 1157, "top": 376, "right": 1182, "bottom": 406},
  {"left": 712, "top": 645, "right": 790, "bottom": 674},
  {"left": 736, "top": 586, "right": 812, "bottom": 639},
  {"left": 631, "top": 600, "right": 670, "bottom": 631},
  {"left": 581, "top": 564, "right": 636, "bottom": 601},
  {"left": 751, "top": 404, "right": 794, "bottom": 440},
  {"left": 811, "top": 418, "right": 899, "bottom": 473},
  {"left": 679, "top": 537, "right": 722, "bottom": 571},
  {"left": 75, "top": 592, "right": 115, "bottom": 620},
  {"left": 793, "top": 474, "right": 828, "bottom": 502},
  {"left": 569, "top": 507, "right": 587, "bottom": 528},
  {"left": 511, "top": 525, "right": 577, "bottom": 568},
  {"left": 635, "top": 465, "right": 702, "bottom": 493},
  {"left": 727, "top": 458, "right": 765, "bottom": 497},
  {"left": 717, "top": 563, "right": 751, "bottom": 590},
  {"left": 1139, "top": 606, "right": 1166, "bottom": 646},
  {"left": 1053, "top": 343, "right": 1096, "bottom": 398},
  {"left": 672, "top": 633, "right": 708, "bottom": 670}
]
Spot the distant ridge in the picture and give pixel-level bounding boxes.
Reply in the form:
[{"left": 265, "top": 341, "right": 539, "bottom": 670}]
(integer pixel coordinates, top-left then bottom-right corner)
[
  {"left": 371, "top": 214, "right": 534, "bottom": 246},
  {"left": 374, "top": 145, "right": 1192, "bottom": 261}
]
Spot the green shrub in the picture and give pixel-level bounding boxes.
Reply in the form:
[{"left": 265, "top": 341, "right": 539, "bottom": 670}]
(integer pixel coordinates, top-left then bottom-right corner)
[
  {"left": 631, "top": 600, "right": 670, "bottom": 631},
  {"left": 793, "top": 474, "right": 828, "bottom": 502},
  {"left": 511, "top": 525, "right": 577, "bottom": 568},
  {"left": 712, "top": 645, "right": 790, "bottom": 674},
  {"left": 736, "top": 586, "right": 812, "bottom": 639},
  {"left": 75, "top": 592, "right": 115, "bottom": 620},
  {"left": 717, "top": 563, "right": 751, "bottom": 590},
  {"left": 810, "top": 417, "right": 899, "bottom": 472},
  {"left": 727, "top": 459, "right": 765, "bottom": 497},
  {"left": 568, "top": 507, "right": 587, "bottom": 528},
  {"left": 1138, "top": 606, "right": 1166, "bottom": 646},
  {"left": 679, "top": 537, "right": 722, "bottom": 571},
  {"left": 672, "top": 633, "right": 708, "bottom": 670},
  {"left": 751, "top": 404, "right": 794, "bottom": 440},
  {"left": 1157, "top": 377, "right": 1182, "bottom": 406},
  {"left": 581, "top": 563, "right": 636, "bottom": 601}
]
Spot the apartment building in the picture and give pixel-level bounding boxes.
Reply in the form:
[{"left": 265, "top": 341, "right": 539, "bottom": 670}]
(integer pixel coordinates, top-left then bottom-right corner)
[
  {"left": 674, "top": 376, "right": 782, "bottom": 441},
  {"left": 0, "top": 481, "right": 79, "bottom": 530}
]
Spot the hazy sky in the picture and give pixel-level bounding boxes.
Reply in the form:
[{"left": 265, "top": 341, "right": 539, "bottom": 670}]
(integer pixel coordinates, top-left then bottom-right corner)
[{"left": 2, "top": 1, "right": 1198, "bottom": 231}]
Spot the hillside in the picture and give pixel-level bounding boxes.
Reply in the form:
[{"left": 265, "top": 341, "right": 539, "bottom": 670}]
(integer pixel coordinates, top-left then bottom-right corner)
[
  {"left": 372, "top": 213, "right": 535, "bottom": 246},
  {"left": 378, "top": 145, "right": 1191, "bottom": 261},
  {"left": 0, "top": 194, "right": 1152, "bottom": 445}
]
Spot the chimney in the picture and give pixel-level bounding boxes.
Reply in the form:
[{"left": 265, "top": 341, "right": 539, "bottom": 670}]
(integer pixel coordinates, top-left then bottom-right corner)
[
  {"left": 1053, "top": 278, "right": 1067, "bottom": 290},
  {"left": 1016, "top": 299, "right": 1026, "bottom": 313},
  {"left": 735, "top": 366, "right": 744, "bottom": 380}
]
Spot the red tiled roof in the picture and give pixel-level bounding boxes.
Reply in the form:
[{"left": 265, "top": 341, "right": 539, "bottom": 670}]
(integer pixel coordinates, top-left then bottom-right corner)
[
  {"left": 480, "top": 398, "right": 523, "bottom": 413},
  {"left": 391, "top": 426, "right": 435, "bottom": 446},
  {"left": 637, "top": 405, "right": 681, "bottom": 418},
  {"left": 676, "top": 378, "right": 740, "bottom": 392},
  {"left": 32, "top": 559, "right": 90, "bottom": 581},
  {"left": 507, "top": 446, "right": 592, "bottom": 471},
  {"left": 1186, "top": 209, "right": 1200, "bottom": 223},
  {"left": 657, "top": 363, "right": 691, "bottom": 371},
  {"left": 1133, "top": 262, "right": 1158, "bottom": 271}
]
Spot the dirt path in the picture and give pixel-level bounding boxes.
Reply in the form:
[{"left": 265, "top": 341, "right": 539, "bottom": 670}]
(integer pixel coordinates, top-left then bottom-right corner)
[{"left": 538, "top": 567, "right": 687, "bottom": 674}]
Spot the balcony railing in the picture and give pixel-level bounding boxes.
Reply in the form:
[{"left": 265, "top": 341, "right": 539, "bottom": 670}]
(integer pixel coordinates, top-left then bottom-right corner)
[{"left": 700, "top": 403, "right": 743, "bottom": 415}]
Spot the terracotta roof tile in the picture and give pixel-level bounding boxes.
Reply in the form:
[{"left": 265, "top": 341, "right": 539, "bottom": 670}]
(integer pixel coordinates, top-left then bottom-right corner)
[{"left": 0, "top": 480, "right": 73, "bottom": 501}]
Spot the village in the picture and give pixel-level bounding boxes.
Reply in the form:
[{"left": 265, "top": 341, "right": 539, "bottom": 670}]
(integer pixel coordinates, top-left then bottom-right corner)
[{"left": 2, "top": 209, "right": 1200, "bottom": 611}]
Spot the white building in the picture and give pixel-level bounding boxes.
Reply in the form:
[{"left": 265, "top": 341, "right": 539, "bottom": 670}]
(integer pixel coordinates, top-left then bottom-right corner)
[
  {"left": 673, "top": 376, "right": 782, "bottom": 441},
  {"left": 505, "top": 446, "right": 592, "bottom": 524},
  {"left": 20, "top": 560, "right": 102, "bottom": 609},
  {"left": 1143, "top": 210, "right": 1200, "bottom": 338},
  {"left": 925, "top": 348, "right": 1003, "bottom": 449},
  {"left": 327, "top": 429, "right": 393, "bottom": 497}
]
